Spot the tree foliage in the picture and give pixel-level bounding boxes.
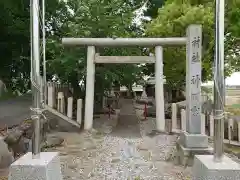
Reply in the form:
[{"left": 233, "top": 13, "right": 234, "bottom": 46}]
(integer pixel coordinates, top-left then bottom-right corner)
[
  {"left": 144, "top": 0, "right": 240, "bottom": 89},
  {"left": 1, "top": 0, "right": 240, "bottom": 96},
  {"left": 0, "top": 0, "right": 146, "bottom": 97},
  {"left": 47, "top": 0, "right": 146, "bottom": 98},
  {"left": 0, "top": 0, "right": 30, "bottom": 92},
  {"left": 144, "top": 0, "right": 165, "bottom": 18}
]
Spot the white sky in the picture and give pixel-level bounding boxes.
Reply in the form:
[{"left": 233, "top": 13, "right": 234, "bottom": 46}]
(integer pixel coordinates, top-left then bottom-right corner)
[
  {"left": 225, "top": 72, "right": 240, "bottom": 85},
  {"left": 202, "top": 72, "right": 240, "bottom": 86}
]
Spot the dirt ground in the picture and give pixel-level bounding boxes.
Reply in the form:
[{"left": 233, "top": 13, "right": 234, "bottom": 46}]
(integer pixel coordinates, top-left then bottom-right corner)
[{"left": 47, "top": 105, "right": 192, "bottom": 180}]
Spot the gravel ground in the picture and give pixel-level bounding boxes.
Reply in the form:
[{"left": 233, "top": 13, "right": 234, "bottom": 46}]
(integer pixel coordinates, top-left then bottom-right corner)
[
  {"left": 45, "top": 104, "right": 240, "bottom": 180},
  {"left": 47, "top": 104, "right": 193, "bottom": 180},
  {"left": 1, "top": 99, "right": 240, "bottom": 180}
]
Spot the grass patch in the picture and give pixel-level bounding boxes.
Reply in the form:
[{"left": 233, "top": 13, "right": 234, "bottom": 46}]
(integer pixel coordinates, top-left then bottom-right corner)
[
  {"left": 231, "top": 104, "right": 240, "bottom": 108},
  {"left": 23, "top": 119, "right": 33, "bottom": 124},
  {"left": 225, "top": 106, "right": 240, "bottom": 116},
  {"left": 134, "top": 176, "right": 141, "bottom": 180},
  {"left": 0, "top": 91, "right": 17, "bottom": 101},
  {"left": 0, "top": 177, "right": 8, "bottom": 180},
  {"left": 224, "top": 143, "right": 240, "bottom": 155}
]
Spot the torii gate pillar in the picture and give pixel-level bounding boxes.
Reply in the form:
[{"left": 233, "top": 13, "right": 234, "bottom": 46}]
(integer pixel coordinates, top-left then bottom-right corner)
[{"left": 84, "top": 46, "right": 96, "bottom": 130}]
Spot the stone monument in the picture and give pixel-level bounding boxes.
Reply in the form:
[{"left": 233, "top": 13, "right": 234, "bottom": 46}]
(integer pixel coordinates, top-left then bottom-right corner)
[{"left": 175, "top": 25, "right": 212, "bottom": 166}]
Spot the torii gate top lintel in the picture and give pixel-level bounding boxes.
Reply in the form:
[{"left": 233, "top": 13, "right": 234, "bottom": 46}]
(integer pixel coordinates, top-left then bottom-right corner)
[{"left": 62, "top": 37, "right": 187, "bottom": 47}]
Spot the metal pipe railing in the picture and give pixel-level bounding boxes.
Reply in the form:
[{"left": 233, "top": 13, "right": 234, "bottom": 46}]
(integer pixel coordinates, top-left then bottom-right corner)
[
  {"left": 213, "top": 0, "right": 225, "bottom": 162},
  {"left": 42, "top": 0, "right": 47, "bottom": 105},
  {"left": 30, "top": 0, "right": 41, "bottom": 158}
]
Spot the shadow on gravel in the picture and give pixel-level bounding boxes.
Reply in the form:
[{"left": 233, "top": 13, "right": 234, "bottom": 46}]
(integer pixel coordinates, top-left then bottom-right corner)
[
  {"left": 110, "top": 98, "right": 141, "bottom": 139},
  {"left": 110, "top": 117, "right": 141, "bottom": 139}
]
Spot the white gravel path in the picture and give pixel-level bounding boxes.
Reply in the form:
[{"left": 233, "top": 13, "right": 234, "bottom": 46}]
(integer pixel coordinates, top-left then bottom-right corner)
[{"left": 47, "top": 105, "right": 193, "bottom": 180}]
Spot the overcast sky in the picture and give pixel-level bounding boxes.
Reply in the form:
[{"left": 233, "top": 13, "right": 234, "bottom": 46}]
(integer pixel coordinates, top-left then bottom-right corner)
[
  {"left": 202, "top": 72, "right": 240, "bottom": 86},
  {"left": 225, "top": 72, "right": 240, "bottom": 85}
]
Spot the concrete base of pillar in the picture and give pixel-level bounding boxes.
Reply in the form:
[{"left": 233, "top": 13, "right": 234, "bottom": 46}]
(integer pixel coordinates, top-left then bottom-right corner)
[
  {"left": 179, "top": 131, "right": 208, "bottom": 148},
  {"left": 8, "top": 152, "right": 62, "bottom": 180},
  {"left": 175, "top": 135, "right": 213, "bottom": 166},
  {"left": 193, "top": 155, "right": 240, "bottom": 180}
]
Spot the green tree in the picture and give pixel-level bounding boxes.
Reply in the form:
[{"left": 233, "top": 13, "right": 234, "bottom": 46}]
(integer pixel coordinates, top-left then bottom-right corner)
[
  {"left": 0, "top": 0, "right": 73, "bottom": 93},
  {"left": 144, "top": 0, "right": 240, "bottom": 89},
  {"left": 48, "top": 0, "right": 145, "bottom": 100},
  {"left": 0, "top": 0, "right": 30, "bottom": 92}
]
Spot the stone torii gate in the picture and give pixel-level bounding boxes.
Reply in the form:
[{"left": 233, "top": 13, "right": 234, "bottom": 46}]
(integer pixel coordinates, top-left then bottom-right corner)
[
  {"left": 62, "top": 25, "right": 202, "bottom": 137},
  {"left": 62, "top": 40, "right": 166, "bottom": 131}
]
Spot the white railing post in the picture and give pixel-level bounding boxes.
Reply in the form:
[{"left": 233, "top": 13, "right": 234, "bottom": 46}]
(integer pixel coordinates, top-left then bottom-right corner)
[
  {"left": 53, "top": 82, "right": 57, "bottom": 108},
  {"left": 77, "top": 99, "right": 83, "bottom": 125},
  {"left": 181, "top": 109, "right": 186, "bottom": 131},
  {"left": 47, "top": 82, "right": 55, "bottom": 108},
  {"left": 201, "top": 113, "right": 206, "bottom": 135},
  {"left": 238, "top": 122, "right": 240, "bottom": 143},
  {"left": 210, "top": 113, "right": 214, "bottom": 137},
  {"left": 67, "top": 97, "right": 73, "bottom": 119},
  {"left": 133, "top": 91, "right": 137, "bottom": 100},
  {"left": 228, "top": 118, "right": 234, "bottom": 141},
  {"left": 171, "top": 103, "right": 177, "bottom": 131},
  {"left": 57, "top": 92, "right": 65, "bottom": 114}
]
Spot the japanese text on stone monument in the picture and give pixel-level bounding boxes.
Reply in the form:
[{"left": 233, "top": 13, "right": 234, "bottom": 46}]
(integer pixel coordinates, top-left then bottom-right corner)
[{"left": 188, "top": 26, "right": 202, "bottom": 121}]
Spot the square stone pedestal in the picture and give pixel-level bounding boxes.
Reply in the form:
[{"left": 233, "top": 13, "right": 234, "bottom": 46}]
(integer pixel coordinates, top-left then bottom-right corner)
[
  {"left": 179, "top": 132, "right": 208, "bottom": 148},
  {"left": 175, "top": 132, "right": 213, "bottom": 166},
  {"left": 8, "top": 152, "right": 62, "bottom": 180},
  {"left": 193, "top": 155, "right": 240, "bottom": 180}
]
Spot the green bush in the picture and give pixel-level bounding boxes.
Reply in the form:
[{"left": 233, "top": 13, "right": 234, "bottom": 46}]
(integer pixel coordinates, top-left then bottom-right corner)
[{"left": 0, "top": 91, "right": 17, "bottom": 101}]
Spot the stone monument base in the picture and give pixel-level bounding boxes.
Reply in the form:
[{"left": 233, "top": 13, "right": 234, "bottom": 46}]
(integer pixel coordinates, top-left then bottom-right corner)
[
  {"left": 193, "top": 155, "right": 240, "bottom": 180},
  {"left": 8, "top": 152, "right": 62, "bottom": 180},
  {"left": 179, "top": 132, "right": 209, "bottom": 148},
  {"left": 175, "top": 132, "right": 213, "bottom": 166}
]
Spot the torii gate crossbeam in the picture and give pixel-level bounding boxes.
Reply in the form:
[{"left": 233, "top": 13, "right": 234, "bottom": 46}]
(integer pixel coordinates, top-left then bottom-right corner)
[{"left": 62, "top": 37, "right": 186, "bottom": 47}]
